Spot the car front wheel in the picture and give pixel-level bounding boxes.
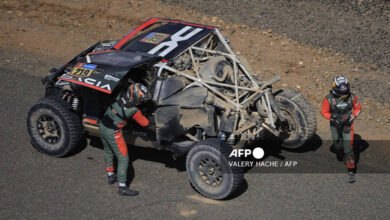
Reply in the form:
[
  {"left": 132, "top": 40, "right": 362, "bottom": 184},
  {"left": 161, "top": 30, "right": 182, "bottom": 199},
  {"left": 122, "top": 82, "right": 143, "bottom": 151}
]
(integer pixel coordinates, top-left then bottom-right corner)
[{"left": 27, "top": 97, "right": 83, "bottom": 157}]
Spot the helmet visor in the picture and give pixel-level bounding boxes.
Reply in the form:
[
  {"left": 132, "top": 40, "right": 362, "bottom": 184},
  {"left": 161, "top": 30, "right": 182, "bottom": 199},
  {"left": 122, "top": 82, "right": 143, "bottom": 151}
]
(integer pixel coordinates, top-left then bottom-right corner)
[{"left": 338, "top": 83, "right": 350, "bottom": 95}]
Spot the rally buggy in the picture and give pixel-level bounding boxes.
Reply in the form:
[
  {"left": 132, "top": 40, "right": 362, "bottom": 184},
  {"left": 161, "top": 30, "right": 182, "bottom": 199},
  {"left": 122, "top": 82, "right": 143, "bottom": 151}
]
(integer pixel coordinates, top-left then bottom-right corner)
[{"left": 27, "top": 18, "right": 316, "bottom": 200}]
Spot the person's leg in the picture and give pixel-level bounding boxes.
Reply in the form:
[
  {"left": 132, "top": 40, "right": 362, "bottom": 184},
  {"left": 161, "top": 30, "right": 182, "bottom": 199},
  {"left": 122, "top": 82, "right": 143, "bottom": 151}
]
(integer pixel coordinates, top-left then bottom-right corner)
[
  {"left": 330, "top": 125, "right": 343, "bottom": 160},
  {"left": 112, "top": 130, "right": 129, "bottom": 184},
  {"left": 330, "top": 125, "right": 341, "bottom": 148},
  {"left": 102, "top": 138, "right": 115, "bottom": 172},
  {"left": 342, "top": 124, "right": 355, "bottom": 183},
  {"left": 99, "top": 124, "right": 117, "bottom": 184},
  {"left": 99, "top": 125, "right": 115, "bottom": 170},
  {"left": 110, "top": 130, "right": 138, "bottom": 196},
  {"left": 342, "top": 125, "right": 354, "bottom": 169}
]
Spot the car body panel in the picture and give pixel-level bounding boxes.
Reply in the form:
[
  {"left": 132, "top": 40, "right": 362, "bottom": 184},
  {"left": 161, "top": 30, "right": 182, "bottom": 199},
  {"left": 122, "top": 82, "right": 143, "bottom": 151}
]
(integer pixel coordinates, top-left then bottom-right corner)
[
  {"left": 120, "top": 22, "right": 212, "bottom": 60},
  {"left": 58, "top": 50, "right": 161, "bottom": 94},
  {"left": 57, "top": 18, "right": 214, "bottom": 94},
  {"left": 113, "top": 17, "right": 215, "bottom": 50}
]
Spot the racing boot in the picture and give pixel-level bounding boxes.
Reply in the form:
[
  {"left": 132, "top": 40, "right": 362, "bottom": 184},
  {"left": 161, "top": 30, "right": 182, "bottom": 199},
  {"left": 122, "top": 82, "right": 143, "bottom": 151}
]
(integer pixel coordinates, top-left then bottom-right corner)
[
  {"left": 118, "top": 186, "right": 139, "bottom": 196},
  {"left": 348, "top": 171, "right": 355, "bottom": 184},
  {"left": 108, "top": 173, "right": 117, "bottom": 185},
  {"left": 336, "top": 148, "right": 344, "bottom": 162},
  {"left": 330, "top": 145, "right": 344, "bottom": 162}
]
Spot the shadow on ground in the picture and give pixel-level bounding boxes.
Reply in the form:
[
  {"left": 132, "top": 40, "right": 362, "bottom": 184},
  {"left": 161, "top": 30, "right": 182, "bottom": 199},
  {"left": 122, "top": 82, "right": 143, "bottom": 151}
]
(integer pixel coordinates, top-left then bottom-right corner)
[
  {"left": 242, "top": 133, "right": 323, "bottom": 171},
  {"left": 88, "top": 136, "right": 250, "bottom": 199},
  {"left": 329, "top": 133, "right": 370, "bottom": 172}
]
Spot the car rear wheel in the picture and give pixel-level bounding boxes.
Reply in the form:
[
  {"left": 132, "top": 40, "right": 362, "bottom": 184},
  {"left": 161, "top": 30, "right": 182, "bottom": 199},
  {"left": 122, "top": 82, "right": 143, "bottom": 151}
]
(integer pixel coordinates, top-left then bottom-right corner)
[
  {"left": 274, "top": 88, "right": 317, "bottom": 149},
  {"left": 186, "top": 139, "right": 244, "bottom": 200}
]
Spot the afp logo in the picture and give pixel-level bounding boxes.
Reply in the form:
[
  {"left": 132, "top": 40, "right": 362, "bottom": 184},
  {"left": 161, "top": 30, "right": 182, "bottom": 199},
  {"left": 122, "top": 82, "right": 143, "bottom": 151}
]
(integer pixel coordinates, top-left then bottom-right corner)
[{"left": 229, "top": 147, "right": 265, "bottom": 159}]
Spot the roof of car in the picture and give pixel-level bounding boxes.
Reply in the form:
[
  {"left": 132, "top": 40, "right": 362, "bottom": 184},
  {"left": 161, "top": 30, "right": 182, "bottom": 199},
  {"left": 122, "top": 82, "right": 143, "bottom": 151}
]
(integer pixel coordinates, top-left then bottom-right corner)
[{"left": 113, "top": 18, "right": 215, "bottom": 60}]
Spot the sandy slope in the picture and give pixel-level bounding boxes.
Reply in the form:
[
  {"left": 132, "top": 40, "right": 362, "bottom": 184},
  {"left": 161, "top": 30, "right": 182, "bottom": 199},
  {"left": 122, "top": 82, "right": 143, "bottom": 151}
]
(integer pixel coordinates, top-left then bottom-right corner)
[{"left": 0, "top": 0, "right": 389, "bottom": 140}]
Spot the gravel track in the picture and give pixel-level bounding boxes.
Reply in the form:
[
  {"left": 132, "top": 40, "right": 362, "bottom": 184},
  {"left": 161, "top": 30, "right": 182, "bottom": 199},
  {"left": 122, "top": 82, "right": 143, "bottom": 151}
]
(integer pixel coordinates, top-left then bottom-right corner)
[
  {"left": 1, "top": 1, "right": 390, "bottom": 218},
  {"left": 162, "top": 0, "right": 390, "bottom": 71}
]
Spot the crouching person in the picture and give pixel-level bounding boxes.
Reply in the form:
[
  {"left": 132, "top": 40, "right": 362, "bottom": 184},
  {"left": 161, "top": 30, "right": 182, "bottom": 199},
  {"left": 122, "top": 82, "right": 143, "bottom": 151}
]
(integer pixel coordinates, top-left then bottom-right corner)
[{"left": 99, "top": 83, "right": 151, "bottom": 196}]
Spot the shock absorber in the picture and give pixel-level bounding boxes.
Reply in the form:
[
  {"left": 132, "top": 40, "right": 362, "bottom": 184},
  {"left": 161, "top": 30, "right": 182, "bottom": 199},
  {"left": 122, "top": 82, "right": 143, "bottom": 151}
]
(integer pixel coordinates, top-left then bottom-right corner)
[
  {"left": 227, "top": 133, "right": 236, "bottom": 145},
  {"left": 72, "top": 97, "right": 79, "bottom": 111}
]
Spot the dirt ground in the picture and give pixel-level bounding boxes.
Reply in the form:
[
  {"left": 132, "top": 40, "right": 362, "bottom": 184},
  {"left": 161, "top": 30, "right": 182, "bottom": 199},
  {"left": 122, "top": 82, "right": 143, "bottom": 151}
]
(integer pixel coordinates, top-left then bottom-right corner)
[
  {"left": 164, "top": 0, "right": 390, "bottom": 72},
  {"left": 0, "top": 0, "right": 389, "bottom": 141}
]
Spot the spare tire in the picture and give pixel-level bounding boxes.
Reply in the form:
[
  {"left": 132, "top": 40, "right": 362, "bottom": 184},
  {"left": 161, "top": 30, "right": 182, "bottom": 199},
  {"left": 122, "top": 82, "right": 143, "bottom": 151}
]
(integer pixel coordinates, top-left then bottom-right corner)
[
  {"left": 27, "top": 97, "right": 83, "bottom": 157},
  {"left": 274, "top": 88, "right": 317, "bottom": 149}
]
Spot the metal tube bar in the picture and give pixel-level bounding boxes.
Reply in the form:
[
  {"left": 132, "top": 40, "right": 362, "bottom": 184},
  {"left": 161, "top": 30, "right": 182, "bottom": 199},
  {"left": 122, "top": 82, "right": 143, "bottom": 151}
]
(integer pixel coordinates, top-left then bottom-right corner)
[{"left": 264, "top": 91, "right": 275, "bottom": 127}]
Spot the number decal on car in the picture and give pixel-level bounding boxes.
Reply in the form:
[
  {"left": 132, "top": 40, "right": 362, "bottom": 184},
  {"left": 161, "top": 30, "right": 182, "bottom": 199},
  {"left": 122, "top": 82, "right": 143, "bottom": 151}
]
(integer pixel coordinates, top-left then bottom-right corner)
[{"left": 70, "top": 63, "right": 97, "bottom": 78}]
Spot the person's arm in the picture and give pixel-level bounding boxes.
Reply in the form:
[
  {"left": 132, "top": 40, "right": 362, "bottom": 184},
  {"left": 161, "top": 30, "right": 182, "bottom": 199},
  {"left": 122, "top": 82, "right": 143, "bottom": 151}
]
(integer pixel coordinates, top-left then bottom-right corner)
[
  {"left": 349, "top": 95, "right": 361, "bottom": 122},
  {"left": 321, "top": 97, "right": 332, "bottom": 120},
  {"left": 131, "top": 110, "right": 149, "bottom": 127}
]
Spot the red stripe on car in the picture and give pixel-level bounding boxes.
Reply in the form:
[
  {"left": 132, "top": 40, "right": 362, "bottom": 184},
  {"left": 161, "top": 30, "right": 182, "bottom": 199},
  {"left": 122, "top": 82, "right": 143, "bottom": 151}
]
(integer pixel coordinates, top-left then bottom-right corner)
[
  {"left": 114, "top": 18, "right": 160, "bottom": 49},
  {"left": 88, "top": 50, "right": 114, "bottom": 55},
  {"left": 113, "top": 18, "right": 214, "bottom": 50},
  {"left": 84, "top": 118, "right": 97, "bottom": 124}
]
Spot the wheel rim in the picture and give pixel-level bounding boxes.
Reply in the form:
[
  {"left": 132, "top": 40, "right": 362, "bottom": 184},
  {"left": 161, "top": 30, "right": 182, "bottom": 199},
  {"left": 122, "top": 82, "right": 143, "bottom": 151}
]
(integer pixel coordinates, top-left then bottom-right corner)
[
  {"left": 198, "top": 157, "right": 223, "bottom": 186},
  {"left": 277, "top": 108, "right": 298, "bottom": 140},
  {"left": 36, "top": 115, "right": 61, "bottom": 144}
]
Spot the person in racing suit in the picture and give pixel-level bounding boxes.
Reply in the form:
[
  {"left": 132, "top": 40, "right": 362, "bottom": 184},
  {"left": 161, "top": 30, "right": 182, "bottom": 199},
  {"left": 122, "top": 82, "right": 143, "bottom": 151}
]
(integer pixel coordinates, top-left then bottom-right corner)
[
  {"left": 99, "top": 83, "right": 151, "bottom": 196},
  {"left": 321, "top": 76, "right": 361, "bottom": 183}
]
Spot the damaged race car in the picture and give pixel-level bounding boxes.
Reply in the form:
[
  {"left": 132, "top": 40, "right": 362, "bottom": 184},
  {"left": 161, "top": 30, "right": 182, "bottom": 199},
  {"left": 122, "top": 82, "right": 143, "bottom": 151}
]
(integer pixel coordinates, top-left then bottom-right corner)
[{"left": 27, "top": 18, "right": 316, "bottom": 200}]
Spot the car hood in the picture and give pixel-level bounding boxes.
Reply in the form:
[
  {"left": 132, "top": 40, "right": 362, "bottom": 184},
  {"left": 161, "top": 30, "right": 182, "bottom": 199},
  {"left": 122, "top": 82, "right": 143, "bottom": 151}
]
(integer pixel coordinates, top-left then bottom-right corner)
[{"left": 59, "top": 50, "right": 161, "bottom": 94}]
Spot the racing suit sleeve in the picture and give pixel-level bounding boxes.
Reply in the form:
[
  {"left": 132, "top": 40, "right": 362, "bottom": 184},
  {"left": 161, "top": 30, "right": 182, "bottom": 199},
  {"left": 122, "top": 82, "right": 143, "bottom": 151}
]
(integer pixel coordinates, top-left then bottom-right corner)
[
  {"left": 132, "top": 110, "right": 149, "bottom": 127},
  {"left": 321, "top": 97, "right": 332, "bottom": 120},
  {"left": 352, "top": 95, "right": 361, "bottom": 118}
]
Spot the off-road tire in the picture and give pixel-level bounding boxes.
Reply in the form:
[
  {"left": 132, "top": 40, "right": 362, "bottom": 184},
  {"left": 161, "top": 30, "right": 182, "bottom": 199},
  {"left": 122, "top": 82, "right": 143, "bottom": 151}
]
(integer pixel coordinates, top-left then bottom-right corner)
[
  {"left": 27, "top": 97, "right": 83, "bottom": 157},
  {"left": 274, "top": 88, "right": 317, "bottom": 149},
  {"left": 186, "top": 139, "right": 244, "bottom": 200}
]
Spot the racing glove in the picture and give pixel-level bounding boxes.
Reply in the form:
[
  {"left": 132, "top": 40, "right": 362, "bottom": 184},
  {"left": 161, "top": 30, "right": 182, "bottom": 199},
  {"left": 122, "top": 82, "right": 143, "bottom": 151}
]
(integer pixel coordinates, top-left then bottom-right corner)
[
  {"left": 330, "top": 115, "right": 340, "bottom": 126},
  {"left": 348, "top": 114, "right": 356, "bottom": 123},
  {"left": 339, "top": 115, "right": 348, "bottom": 125}
]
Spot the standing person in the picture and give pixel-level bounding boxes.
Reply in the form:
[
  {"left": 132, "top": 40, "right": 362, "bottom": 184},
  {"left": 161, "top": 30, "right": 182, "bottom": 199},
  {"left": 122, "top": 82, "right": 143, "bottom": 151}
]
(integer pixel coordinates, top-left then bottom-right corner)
[
  {"left": 99, "top": 83, "right": 151, "bottom": 196},
  {"left": 321, "top": 76, "right": 361, "bottom": 183}
]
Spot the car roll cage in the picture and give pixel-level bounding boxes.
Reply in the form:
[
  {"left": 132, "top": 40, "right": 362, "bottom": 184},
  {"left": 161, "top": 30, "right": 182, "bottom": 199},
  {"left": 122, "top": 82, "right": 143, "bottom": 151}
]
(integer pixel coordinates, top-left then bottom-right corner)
[{"left": 151, "top": 25, "right": 281, "bottom": 132}]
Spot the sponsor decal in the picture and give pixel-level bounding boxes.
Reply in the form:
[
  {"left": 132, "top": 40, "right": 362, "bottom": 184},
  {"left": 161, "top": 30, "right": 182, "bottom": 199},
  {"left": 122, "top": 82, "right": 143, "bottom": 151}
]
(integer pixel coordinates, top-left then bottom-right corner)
[
  {"left": 340, "top": 84, "right": 347, "bottom": 92},
  {"left": 139, "top": 84, "right": 148, "bottom": 93},
  {"left": 104, "top": 74, "right": 120, "bottom": 82},
  {"left": 60, "top": 74, "right": 72, "bottom": 79},
  {"left": 336, "top": 103, "right": 348, "bottom": 108},
  {"left": 83, "top": 64, "right": 97, "bottom": 69},
  {"left": 62, "top": 63, "right": 115, "bottom": 92},
  {"left": 94, "top": 69, "right": 103, "bottom": 74},
  {"left": 70, "top": 63, "right": 97, "bottom": 78},
  {"left": 59, "top": 73, "right": 112, "bottom": 93},
  {"left": 78, "top": 77, "right": 111, "bottom": 91},
  {"left": 335, "top": 76, "right": 347, "bottom": 85},
  {"left": 148, "top": 26, "right": 203, "bottom": 57},
  {"left": 140, "top": 32, "right": 170, "bottom": 44}
]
